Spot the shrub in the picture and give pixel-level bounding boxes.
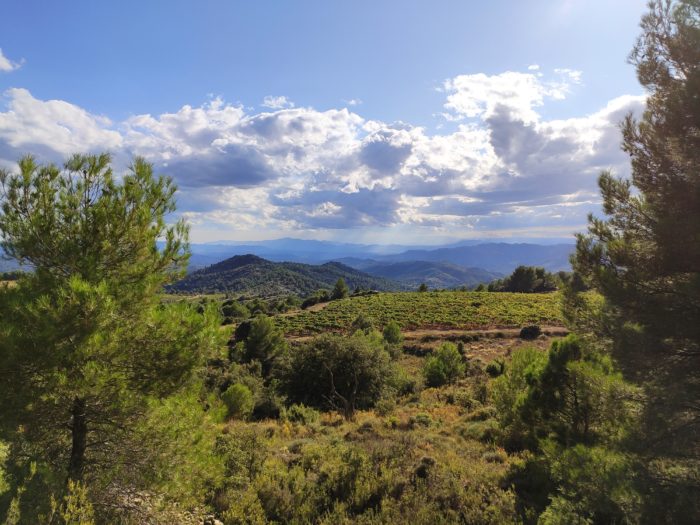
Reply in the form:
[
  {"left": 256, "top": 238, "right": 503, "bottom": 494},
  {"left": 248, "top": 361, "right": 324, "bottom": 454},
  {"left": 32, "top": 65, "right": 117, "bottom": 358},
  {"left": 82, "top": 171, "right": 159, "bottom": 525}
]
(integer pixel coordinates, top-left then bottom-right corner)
[
  {"left": 423, "top": 356, "right": 449, "bottom": 387},
  {"left": 233, "top": 319, "right": 253, "bottom": 342},
  {"left": 492, "top": 346, "right": 548, "bottom": 449},
  {"left": 283, "top": 404, "right": 320, "bottom": 425},
  {"left": 458, "top": 420, "right": 499, "bottom": 443},
  {"left": 222, "top": 383, "right": 255, "bottom": 420},
  {"left": 351, "top": 313, "right": 375, "bottom": 334},
  {"left": 382, "top": 320, "right": 403, "bottom": 345},
  {"left": 375, "top": 396, "right": 397, "bottom": 416},
  {"left": 276, "top": 332, "right": 394, "bottom": 419},
  {"left": 410, "top": 413, "right": 433, "bottom": 428},
  {"left": 221, "top": 300, "right": 250, "bottom": 323},
  {"left": 519, "top": 325, "right": 542, "bottom": 340},
  {"left": 301, "top": 289, "right": 330, "bottom": 309},
  {"left": 392, "top": 367, "right": 422, "bottom": 396},
  {"left": 485, "top": 359, "right": 505, "bottom": 377},
  {"left": 423, "top": 342, "right": 465, "bottom": 387}
]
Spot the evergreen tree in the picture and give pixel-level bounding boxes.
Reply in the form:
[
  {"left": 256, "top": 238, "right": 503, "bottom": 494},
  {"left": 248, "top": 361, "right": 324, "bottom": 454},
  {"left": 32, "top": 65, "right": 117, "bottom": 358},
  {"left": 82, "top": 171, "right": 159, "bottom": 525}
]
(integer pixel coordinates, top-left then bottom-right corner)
[
  {"left": 242, "top": 314, "right": 287, "bottom": 377},
  {"left": 331, "top": 277, "right": 349, "bottom": 300},
  {"left": 0, "top": 154, "right": 220, "bottom": 510},
  {"left": 572, "top": 0, "right": 700, "bottom": 517}
]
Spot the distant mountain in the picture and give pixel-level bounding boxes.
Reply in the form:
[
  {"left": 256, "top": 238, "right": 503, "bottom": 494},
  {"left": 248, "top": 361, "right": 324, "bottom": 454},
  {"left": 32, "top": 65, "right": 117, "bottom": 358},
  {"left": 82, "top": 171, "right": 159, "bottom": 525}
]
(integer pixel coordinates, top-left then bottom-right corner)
[
  {"left": 169, "top": 254, "right": 408, "bottom": 296},
  {"left": 185, "top": 239, "right": 575, "bottom": 274},
  {"left": 353, "top": 261, "right": 502, "bottom": 289},
  {"left": 375, "top": 243, "right": 574, "bottom": 273},
  {"left": 185, "top": 238, "right": 429, "bottom": 267}
]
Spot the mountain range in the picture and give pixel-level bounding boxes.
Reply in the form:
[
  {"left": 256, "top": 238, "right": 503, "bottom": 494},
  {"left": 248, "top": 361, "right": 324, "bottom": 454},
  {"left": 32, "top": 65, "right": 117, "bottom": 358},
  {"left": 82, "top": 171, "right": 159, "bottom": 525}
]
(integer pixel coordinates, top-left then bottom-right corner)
[{"left": 187, "top": 239, "right": 575, "bottom": 274}]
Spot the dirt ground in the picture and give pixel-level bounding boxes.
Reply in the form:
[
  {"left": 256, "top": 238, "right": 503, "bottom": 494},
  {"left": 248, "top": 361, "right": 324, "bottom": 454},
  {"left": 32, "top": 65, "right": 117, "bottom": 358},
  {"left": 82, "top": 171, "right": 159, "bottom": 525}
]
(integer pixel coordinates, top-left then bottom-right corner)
[{"left": 401, "top": 326, "right": 568, "bottom": 363}]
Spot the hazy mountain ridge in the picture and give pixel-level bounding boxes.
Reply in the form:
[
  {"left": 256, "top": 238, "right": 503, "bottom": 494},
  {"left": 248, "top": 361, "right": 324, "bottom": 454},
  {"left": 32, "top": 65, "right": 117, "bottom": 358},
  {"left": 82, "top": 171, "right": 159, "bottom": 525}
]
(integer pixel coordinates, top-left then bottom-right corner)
[
  {"left": 187, "top": 239, "right": 574, "bottom": 274},
  {"left": 338, "top": 259, "right": 503, "bottom": 289}
]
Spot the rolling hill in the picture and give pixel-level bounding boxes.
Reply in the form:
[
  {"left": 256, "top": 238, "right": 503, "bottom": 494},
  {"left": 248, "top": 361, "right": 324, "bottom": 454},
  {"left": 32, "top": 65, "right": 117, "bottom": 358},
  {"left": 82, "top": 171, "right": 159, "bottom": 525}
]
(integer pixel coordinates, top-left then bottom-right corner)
[{"left": 169, "top": 254, "right": 408, "bottom": 296}]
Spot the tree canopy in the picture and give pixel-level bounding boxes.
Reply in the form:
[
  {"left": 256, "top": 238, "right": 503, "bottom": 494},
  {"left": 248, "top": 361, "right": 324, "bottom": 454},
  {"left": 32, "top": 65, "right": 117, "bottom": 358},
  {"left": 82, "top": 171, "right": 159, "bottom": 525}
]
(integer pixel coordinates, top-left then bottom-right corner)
[
  {"left": 572, "top": 0, "right": 700, "bottom": 518},
  {"left": 0, "top": 154, "right": 221, "bottom": 516}
]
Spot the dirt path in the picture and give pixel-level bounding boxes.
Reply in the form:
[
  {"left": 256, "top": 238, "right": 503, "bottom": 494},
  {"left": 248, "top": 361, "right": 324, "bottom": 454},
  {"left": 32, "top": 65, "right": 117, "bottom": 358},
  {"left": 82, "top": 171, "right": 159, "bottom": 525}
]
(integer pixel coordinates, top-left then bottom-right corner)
[
  {"left": 403, "top": 325, "right": 568, "bottom": 341},
  {"left": 287, "top": 325, "right": 568, "bottom": 343}
]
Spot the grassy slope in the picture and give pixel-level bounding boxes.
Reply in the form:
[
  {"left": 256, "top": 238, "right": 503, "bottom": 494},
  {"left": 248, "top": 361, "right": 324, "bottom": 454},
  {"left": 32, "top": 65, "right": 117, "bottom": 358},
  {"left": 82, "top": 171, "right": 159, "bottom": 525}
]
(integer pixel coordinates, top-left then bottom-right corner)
[{"left": 275, "top": 291, "right": 564, "bottom": 335}]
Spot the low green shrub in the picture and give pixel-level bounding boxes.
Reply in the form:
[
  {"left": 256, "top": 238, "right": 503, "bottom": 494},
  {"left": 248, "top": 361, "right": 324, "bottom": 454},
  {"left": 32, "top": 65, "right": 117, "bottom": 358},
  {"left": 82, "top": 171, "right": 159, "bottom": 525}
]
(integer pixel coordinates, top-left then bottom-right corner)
[
  {"left": 283, "top": 404, "right": 320, "bottom": 425},
  {"left": 222, "top": 383, "right": 255, "bottom": 420},
  {"left": 423, "top": 342, "right": 466, "bottom": 387}
]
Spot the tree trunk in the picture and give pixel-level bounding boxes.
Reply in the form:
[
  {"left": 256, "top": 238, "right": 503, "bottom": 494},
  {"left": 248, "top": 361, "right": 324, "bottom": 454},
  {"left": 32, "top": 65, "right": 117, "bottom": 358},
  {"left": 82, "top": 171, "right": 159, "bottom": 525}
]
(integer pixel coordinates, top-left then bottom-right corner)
[{"left": 68, "top": 397, "right": 87, "bottom": 482}]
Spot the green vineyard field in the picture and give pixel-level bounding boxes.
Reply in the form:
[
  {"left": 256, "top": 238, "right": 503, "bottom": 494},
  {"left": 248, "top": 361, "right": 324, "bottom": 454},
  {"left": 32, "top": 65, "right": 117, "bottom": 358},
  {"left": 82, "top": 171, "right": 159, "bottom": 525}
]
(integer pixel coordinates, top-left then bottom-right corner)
[{"left": 275, "top": 291, "right": 566, "bottom": 335}]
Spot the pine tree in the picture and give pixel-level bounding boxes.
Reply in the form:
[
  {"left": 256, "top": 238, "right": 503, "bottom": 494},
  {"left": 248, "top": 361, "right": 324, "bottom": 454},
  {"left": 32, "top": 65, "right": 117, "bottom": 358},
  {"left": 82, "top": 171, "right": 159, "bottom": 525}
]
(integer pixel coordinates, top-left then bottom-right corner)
[
  {"left": 572, "top": 0, "right": 700, "bottom": 516},
  {"left": 0, "top": 154, "right": 220, "bottom": 508},
  {"left": 331, "top": 277, "right": 349, "bottom": 300}
]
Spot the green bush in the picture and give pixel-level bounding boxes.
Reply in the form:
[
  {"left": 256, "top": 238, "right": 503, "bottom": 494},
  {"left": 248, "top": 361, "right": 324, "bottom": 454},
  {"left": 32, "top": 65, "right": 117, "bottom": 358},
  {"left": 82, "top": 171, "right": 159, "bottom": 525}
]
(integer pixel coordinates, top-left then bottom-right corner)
[
  {"left": 276, "top": 331, "right": 394, "bottom": 419},
  {"left": 351, "top": 313, "right": 375, "bottom": 334},
  {"left": 485, "top": 359, "right": 505, "bottom": 377},
  {"left": 392, "top": 367, "right": 422, "bottom": 396},
  {"left": 222, "top": 383, "right": 255, "bottom": 420},
  {"left": 423, "top": 356, "right": 449, "bottom": 387},
  {"left": 283, "top": 404, "right": 320, "bottom": 425},
  {"left": 423, "top": 342, "right": 465, "bottom": 387},
  {"left": 221, "top": 300, "right": 250, "bottom": 323},
  {"left": 519, "top": 325, "right": 542, "bottom": 340},
  {"left": 382, "top": 320, "right": 403, "bottom": 345}
]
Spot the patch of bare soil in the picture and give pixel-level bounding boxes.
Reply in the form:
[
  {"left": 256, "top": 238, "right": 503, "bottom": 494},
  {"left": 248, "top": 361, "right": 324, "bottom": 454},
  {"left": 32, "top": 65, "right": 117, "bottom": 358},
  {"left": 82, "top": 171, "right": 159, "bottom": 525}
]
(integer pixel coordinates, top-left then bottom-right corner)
[{"left": 401, "top": 326, "right": 568, "bottom": 363}]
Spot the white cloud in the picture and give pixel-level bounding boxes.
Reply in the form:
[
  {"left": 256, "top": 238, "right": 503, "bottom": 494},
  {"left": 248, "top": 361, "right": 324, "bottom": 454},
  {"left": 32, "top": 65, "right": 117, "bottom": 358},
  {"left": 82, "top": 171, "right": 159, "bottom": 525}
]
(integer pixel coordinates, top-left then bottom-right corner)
[
  {"left": 0, "top": 69, "right": 643, "bottom": 240},
  {"left": 0, "top": 88, "right": 122, "bottom": 160},
  {"left": 261, "top": 95, "right": 295, "bottom": 109},
  {"left": 443, "top": 69, "right": 582, "bottom": 123},
  {"left": 527, "top": 64, "right": 540, "bottom": 71},
  {"left": 343, "top": 98, "right": 363, "bottom": 106},
  {"left": 0, "top": 49, "right": 22, "bottom": 72}
]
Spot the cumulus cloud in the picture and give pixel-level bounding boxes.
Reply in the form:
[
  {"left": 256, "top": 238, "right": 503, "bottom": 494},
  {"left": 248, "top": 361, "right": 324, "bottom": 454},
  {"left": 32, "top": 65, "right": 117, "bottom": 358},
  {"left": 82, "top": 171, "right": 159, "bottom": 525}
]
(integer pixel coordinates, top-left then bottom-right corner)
[
  {"left": 443, "top": 69, "right": 582, "bottom": 122},
  {"left": 261, "top": 95, "right": 295, "bottom": 109},
  {"left": 0, "top": 49, "right": 22, "bottom": 72},
  {"left": 0, "top": 68, "right": 645, "bottom": 239},
  {"left": 0, "top": 88, "right": 122, "bottom": 162}
]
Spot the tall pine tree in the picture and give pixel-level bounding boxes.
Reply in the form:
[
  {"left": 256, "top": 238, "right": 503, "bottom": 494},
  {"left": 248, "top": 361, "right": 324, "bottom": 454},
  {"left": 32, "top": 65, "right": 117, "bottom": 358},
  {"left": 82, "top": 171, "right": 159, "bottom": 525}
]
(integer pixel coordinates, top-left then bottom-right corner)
[
  {"left": 0, "top": 154, "right": 220, "bottom": 515},
  {"left": 573, "top": 0, "right": 700, "bottom": 518}
]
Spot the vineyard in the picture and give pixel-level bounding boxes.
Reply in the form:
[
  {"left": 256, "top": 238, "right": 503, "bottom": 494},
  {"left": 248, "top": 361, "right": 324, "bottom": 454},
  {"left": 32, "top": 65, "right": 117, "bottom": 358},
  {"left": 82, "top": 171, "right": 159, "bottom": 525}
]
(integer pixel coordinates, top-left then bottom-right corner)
[{"left": 275, "top": 291, "right": 566, "bottom": 335}]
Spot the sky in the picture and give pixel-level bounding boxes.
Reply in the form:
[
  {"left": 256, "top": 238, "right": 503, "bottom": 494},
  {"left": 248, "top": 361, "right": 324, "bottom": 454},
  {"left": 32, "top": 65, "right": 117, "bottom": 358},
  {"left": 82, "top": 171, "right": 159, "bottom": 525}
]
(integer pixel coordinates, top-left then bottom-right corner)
[{"left": 0, "top": 0, "right": 649, "bottom": 244}]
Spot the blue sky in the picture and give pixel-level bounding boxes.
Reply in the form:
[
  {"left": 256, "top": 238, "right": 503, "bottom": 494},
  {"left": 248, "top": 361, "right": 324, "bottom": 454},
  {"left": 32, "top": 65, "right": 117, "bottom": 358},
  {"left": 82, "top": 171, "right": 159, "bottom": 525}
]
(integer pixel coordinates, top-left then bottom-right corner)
[{"left": 1, "top": 0, "right": 649, "bottom": 244}]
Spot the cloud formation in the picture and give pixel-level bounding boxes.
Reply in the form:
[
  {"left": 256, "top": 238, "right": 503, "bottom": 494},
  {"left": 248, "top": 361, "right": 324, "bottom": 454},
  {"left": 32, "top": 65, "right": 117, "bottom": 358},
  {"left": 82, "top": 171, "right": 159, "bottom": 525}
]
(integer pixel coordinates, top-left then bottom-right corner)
[
  {"left": 443, "top": 69, "right": 582, "bottom": 122},
  {"left": 0, "top": 69, "right": 645, "bottom": 240},
  {"left": 261, "top": 95, "right": 295, "bottom": 109},
  {"left": 0, "top": 49, "right": 22, "bottom": 72}
]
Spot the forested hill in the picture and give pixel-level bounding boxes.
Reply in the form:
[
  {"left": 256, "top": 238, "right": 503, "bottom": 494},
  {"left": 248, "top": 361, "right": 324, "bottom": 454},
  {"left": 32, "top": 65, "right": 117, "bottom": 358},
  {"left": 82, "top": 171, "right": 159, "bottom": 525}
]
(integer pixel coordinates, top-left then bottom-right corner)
[{"left": 168, "top": 254, "right": 408, "bottom": 296}]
